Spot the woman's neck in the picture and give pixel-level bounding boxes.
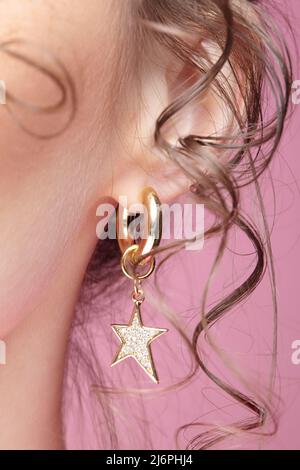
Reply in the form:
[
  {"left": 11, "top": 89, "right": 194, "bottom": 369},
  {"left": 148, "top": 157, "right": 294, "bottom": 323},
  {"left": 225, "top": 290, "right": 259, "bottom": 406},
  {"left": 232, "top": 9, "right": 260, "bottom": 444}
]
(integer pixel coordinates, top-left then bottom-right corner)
[{"left": 0, "top": 232, "right": 98, "bottom": 450}]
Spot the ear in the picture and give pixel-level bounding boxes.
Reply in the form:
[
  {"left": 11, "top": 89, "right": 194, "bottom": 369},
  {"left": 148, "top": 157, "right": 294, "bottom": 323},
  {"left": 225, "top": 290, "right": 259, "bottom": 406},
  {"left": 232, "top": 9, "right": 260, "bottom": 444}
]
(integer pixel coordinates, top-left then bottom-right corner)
[{"left": 110, "top": 39, "right": 242, "bottom": 208}]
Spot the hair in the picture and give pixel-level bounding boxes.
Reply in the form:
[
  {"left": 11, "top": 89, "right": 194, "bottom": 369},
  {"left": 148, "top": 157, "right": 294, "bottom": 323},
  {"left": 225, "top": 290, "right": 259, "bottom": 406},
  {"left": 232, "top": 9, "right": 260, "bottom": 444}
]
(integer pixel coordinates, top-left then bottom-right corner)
[{"left": 3, "top": 0, "right": 293, "bottom": 450}]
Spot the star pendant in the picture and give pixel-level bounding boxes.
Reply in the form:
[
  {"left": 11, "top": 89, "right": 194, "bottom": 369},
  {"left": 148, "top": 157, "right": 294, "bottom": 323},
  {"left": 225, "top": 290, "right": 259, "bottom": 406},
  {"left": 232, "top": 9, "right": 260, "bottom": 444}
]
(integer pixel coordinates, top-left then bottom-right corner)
[{"left": 111, "top": 303, "right": 167, "bottom": 384}]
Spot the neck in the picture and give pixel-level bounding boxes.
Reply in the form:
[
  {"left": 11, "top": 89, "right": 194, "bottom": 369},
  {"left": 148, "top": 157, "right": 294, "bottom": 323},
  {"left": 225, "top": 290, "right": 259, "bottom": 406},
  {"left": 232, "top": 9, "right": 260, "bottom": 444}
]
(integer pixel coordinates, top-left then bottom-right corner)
[{"left": 0, "top": 234, "right": 97, "bottom": 450}]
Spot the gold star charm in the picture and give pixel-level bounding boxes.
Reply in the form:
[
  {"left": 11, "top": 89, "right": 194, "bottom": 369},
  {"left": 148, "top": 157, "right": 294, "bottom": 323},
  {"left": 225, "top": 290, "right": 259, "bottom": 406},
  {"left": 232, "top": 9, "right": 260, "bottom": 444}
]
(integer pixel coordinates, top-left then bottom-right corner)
[{"left": 111, "top": 303, "right": 167, "bottom": 384}]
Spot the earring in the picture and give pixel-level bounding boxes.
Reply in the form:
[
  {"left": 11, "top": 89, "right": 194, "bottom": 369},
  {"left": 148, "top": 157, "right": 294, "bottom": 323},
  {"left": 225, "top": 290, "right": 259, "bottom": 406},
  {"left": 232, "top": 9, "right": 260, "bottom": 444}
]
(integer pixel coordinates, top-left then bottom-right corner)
[{"left": 111, "top": 187, "right": 168, "bottom": 384}]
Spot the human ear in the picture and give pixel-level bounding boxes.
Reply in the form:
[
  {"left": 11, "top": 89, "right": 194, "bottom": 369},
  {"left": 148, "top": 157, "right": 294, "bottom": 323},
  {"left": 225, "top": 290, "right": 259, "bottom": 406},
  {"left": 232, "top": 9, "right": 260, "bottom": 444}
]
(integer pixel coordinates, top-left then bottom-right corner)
[{"left": 110, "top": 31, "right": 244, "bottom": 207}]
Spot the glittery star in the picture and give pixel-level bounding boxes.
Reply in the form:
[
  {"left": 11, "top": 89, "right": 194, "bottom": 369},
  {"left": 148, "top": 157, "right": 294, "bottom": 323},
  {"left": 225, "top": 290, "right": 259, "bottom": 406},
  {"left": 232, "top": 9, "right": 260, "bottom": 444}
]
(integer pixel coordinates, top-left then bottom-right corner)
[{"left": 111, "top": 303, "right": 167, "bottom": 384}]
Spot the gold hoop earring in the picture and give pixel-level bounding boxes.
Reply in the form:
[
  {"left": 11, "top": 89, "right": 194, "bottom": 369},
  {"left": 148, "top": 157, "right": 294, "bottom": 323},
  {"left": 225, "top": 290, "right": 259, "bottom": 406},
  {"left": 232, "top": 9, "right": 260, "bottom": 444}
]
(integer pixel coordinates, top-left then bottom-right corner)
[{"left": 111, "top": 187, "right": 167, "bottom": 384}]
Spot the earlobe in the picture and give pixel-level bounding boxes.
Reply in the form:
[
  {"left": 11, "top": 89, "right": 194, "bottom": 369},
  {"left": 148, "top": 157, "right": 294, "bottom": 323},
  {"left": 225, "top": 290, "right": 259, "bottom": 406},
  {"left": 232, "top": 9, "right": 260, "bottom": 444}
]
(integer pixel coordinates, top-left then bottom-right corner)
[{"left": 109, "top": 49, "right": 192, "bottom": 206}]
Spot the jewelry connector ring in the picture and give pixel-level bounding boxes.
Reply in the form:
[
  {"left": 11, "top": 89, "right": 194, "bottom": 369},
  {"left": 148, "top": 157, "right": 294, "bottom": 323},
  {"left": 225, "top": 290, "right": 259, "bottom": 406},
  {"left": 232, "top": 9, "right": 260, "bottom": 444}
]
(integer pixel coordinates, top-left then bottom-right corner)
[{"left": 121, "top": 245, "right": 156, "bottom": 281}]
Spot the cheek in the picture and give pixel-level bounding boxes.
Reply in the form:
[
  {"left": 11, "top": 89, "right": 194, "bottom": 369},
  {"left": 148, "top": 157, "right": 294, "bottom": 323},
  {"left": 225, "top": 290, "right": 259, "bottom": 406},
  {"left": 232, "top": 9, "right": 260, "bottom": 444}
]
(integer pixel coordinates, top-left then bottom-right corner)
[
  {"left": 0, "top": 157, "right": 88, "bottom": 338},
  {"left": 0, "top": 3, "right": 121, "bottom": 337},
  {"left": 0, "top": 77, "right": 114, "bottom": 337}
]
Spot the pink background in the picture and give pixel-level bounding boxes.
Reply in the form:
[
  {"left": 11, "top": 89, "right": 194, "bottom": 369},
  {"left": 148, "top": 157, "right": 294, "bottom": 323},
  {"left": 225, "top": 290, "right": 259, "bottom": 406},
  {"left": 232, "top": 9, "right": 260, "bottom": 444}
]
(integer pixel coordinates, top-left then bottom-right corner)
[
  {"left": 65, "top": 0, "right": 300, "bottom": 450},
  {"left": 252, "top": 0, "right": 300, "bottom": 449}
]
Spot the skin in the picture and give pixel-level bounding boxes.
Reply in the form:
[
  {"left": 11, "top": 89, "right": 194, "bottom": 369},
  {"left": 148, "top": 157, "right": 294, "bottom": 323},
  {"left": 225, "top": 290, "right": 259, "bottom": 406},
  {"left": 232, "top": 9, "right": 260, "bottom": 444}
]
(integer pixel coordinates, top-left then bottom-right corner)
[{"left": 0, "top": 0, "right": 235, "bottom": 449}]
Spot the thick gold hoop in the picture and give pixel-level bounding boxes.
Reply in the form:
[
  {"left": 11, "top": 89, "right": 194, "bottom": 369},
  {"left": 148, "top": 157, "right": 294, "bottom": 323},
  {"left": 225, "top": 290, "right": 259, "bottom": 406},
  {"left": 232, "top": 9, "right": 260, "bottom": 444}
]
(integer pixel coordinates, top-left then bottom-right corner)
[{"left": 117, "top": 187, "right": 162, "bottom": 262}]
